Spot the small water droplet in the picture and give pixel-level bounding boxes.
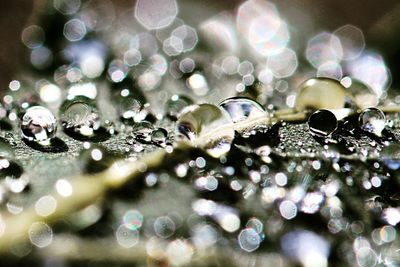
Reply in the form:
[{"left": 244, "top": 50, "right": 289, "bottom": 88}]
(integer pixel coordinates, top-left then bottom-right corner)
[
  {"left": 125, "top": 135, "right": 144, "bottom": 152},
  {"left": 359, "top": 107, "right": 386, "bottom": 137},
  {"left": 308, "top": 109, "right": 338, "bottom": 137},
  {"left": 21, "top": 106, "right": 57, "bottom": 146},
  {"left": 60, "top": 96, "right": 101, "bottom": 136},
  {"left": 119, "top": 98, "right": 142, "bottom": 121},
  {"left": 125, "top": 135, "right": 135, "bottom": 145},
  {"left": 176, "top": 104, "right": 234, "bottom": 158},
  {"left": 219, "top": 97, "right": 267, "bottom": 127},
  {"left": 132, "top": 121, "right": 155, "bottom": 143},
  {"left": 165, "top": 94, "right": 193, "bottom": 120},
  {"left": 151, "top": 128, "right": 168, "bottom": 146}
]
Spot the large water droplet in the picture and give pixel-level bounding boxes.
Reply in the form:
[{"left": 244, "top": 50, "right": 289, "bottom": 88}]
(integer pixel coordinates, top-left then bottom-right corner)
[
  {"left": 219, "top": 97, "right": 268, "bottom": 129},
  {"left": 60, "top": 96, "right": 101, "bottom": 136},
  {"left": 359, "top": 108, "right": 386, "bottom": 137},
  {"left": 341, "top": 77, "right": 379, "bottom": 109},
  {"left": 308, "top": 109, "right": 338, "bottom": 137},
  {"left": 21, "top": 106, "right": 57, "bottom": 146},
  {"left": 176, "top": 104, "right": 234, "bottom": 158},
  {"left": 119, "top": 98, "right": 142, "bottom": 121},
  {"left": 165, "top": 95, "right": 193, "bottom": 120},
  {"left": 296, "top": 77, "right": 356, "bottom": 112}
]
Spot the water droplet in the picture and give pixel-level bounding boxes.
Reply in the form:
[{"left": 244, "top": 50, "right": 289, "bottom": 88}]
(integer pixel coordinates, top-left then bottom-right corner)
[
  {"left": 21, "top": 106, "right": 57, "bottom": 146},
  {"left": 341, "top": 77, "right": 379, "bottom": 109},
  {"left": 176, "top": 104, "right": 234, "bottom": 158},
  {"left": 125, "top": 135, "right": 144, "bottom": 152},
  {"left": 295, "top": 77, "right": 355, "bottom": 111},
  {"left": 219, "top": 97, "right": 267, "bottom": 129},
  {"left": 359, "top": 108, "right": 386, "bottom": 137},
  {"left": 151, "top": 128, "right": 168, "bottom": 146},
  {"left": 165, "top": 94, "right": 193, "bottom": 120},
  {"left": 119, "top": 98, "right": 142, "bottom": 121},
  {"left": 67, "top": 82, "right": 98, "bottom": 100},
  {"left": 132, "top": 121, "right": 155, "bottom": 143},
  {"left": 60, "top": 96, "right": 101, "bottom": 136},
  {"left": 308, "top": 109, "right": 338, "bottom": 137}
]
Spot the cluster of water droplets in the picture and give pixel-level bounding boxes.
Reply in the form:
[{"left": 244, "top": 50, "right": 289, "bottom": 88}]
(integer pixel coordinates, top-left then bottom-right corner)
[{"left": 1, "top": 0, "right": 400, "bottom": 265}]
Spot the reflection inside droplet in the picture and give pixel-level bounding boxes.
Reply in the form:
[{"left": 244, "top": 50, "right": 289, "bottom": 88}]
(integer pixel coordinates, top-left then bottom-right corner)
[{"left": 359, "top": 108, "right": 386, "bottom": 137}]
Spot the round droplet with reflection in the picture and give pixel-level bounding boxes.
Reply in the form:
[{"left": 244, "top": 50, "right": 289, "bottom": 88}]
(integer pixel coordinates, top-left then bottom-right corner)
[
  {"left": 219, "top": 97, "right": 267, "bottom": 127},
  {"left": 67, "top": 82, "right": 98, "bottom": 100},
  {"left": 112, "top": 77, "right": 147, "bottom": 122},
  {"left": 295, "top": 77, "right": 355, "bottom": 112},
  {"left": 359, "top": 108, "right": 386, "bottom": 137},
  {"left": 308, "top": 109, "right": 338, "bottom": 137},
  {"left": 341, "top": 77, "right": 379, "bottom": 109},
  {"left": 21, "top": 106, "right": 57, "bottom": 146},
  {"left": 60, "top": 96, "right": 101, "bottom": 136},
  {"left": 165, "top": 95, "right": 193, "bottom": 120},
  {"left": 151, "top": 128, "right": 168, "bottom": 146},
  {"left": 119, "top": 98, "right": 142, "bottom": 121},
  {"left": 176, "top": 104, "right": 234, "bottom": 158}
]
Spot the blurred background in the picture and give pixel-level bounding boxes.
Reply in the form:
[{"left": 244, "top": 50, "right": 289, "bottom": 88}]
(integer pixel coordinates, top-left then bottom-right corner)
[{"left": 1, "top": 0, "right": 400, "bottom": 92}]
